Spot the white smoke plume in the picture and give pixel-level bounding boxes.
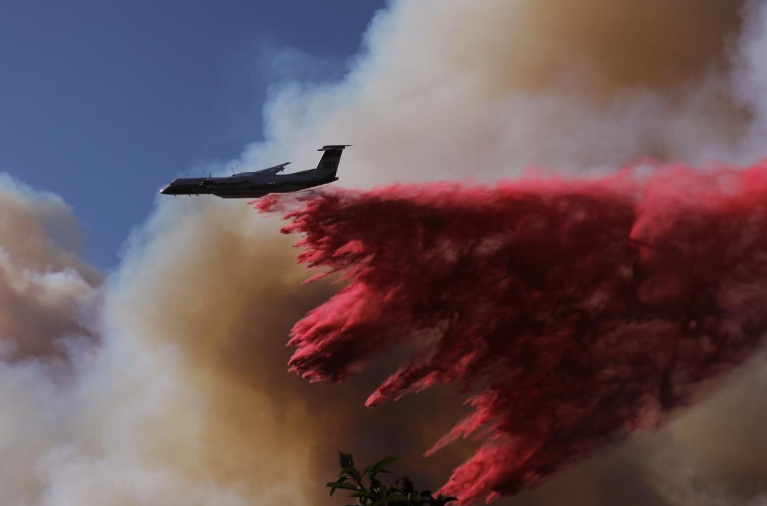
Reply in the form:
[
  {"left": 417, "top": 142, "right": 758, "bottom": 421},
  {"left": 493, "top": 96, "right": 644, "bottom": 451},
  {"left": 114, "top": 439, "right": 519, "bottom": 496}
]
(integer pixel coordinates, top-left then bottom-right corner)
[{"left": 2, "top": 0, "right": 767, "bottom": 505}]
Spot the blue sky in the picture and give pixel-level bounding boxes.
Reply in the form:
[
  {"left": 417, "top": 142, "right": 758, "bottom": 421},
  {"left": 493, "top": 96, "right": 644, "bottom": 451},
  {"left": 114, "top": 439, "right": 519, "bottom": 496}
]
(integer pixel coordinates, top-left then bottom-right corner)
[{"left": 0, "top": 0, "right": 386, "bottom": 268}]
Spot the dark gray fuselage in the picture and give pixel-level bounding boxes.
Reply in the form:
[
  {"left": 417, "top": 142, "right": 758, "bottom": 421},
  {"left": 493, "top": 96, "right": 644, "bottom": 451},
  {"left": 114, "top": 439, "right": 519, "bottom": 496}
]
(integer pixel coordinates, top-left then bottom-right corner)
[
  {"left": 160, "top": 145, "right": 349, "bottom": 199},
  {"left": 161, "top": 170, "right": 336, "bottom": 198}
]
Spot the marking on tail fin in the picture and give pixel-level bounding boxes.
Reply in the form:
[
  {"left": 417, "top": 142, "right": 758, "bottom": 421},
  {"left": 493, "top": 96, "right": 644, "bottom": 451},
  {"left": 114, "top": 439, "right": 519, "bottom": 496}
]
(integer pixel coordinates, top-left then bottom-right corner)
[{"left": 314, "top": 145, "right": 350, "bottom": 178}]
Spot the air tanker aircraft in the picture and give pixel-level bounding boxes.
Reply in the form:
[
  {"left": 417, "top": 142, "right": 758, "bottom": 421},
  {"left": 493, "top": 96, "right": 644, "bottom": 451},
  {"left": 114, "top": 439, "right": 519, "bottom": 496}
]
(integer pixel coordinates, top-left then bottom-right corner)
[{"left": 160, "top": 145, "right": 350, "bottom": 198}]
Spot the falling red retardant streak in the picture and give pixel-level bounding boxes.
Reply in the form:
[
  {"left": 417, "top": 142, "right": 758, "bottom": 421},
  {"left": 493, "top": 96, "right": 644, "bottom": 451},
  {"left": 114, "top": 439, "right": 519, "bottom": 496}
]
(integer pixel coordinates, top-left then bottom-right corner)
[{"left": 254, "top": 161, "right": 767, "bottom": 504}]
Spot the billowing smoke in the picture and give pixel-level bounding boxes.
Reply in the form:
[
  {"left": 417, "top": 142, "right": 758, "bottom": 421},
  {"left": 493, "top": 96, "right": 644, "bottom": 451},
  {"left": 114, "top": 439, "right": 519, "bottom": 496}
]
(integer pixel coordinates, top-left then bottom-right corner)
[
  {"left": 258, "top": 161, "right": 767, "bottom": 502},
  {"left": 0, "top": 175, "right": 100, "bottom": 359},
  {"left": 3, "top": 0, "right": 767, "bottom": 505},
  {"left": 249, "top": 0, "right": 756, "bottom": 183},
  {"left": 0, "top": 189, "right": 467, "bottom": 505}
]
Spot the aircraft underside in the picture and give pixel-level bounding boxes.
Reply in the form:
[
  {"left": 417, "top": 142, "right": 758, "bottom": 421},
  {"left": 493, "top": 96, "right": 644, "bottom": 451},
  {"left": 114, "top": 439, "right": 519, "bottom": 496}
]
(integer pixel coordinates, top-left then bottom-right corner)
[{"left": 212, "top": 178, "right": 335, "bottom": 198}]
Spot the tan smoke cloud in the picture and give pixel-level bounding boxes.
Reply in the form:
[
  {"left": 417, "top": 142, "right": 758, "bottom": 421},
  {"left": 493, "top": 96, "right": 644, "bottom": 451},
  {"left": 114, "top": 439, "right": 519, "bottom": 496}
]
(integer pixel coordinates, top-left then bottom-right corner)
[
  {"left": 0, "top": 192, "right": 467, "bottom": 505},
  {"left": 2, "top": 0, "right": 767, "bottom": 505},
  {"left": 249, "top": 0, "right": 756, "bottom": 186},
  {"left": 0, "top": 175, "right": 100, "bottom": 358},
  {"left": 103, "top": 199, "right": 472, "bottom": 504}
]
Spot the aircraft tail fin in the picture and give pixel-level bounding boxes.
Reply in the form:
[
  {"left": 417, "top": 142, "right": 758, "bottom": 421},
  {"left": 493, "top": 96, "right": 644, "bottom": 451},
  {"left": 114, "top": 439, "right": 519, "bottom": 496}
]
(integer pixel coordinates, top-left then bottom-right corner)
[{"left": 314, "top": 145, "right": 351, "bottom": 179}]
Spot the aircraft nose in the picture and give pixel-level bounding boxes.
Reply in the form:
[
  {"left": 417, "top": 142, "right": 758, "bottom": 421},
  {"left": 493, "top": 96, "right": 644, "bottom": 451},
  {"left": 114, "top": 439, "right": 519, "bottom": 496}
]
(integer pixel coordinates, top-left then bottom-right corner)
[{"left": 160, "top": 185, "right": 171, "bottom": 195}]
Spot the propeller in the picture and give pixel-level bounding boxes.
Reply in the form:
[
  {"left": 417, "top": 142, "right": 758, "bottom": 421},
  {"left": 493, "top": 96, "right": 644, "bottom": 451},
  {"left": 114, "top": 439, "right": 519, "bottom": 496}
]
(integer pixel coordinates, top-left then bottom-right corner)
[{"left": 197, "top": 173, "right": 213, "bottom": 186}]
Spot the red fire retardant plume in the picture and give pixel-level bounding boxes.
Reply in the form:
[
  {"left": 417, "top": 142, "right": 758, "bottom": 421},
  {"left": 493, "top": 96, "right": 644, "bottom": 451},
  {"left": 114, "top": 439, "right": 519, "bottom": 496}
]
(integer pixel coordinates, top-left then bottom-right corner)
[{"left": 254, "top": 162, "right": 767, "bottom": 504}]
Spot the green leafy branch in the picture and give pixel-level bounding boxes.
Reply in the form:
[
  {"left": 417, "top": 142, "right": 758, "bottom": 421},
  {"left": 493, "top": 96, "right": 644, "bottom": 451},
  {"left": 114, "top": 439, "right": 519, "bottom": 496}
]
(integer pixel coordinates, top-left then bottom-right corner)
[{"left": 327, "top": 452, "right": 458, "bottom": 506}]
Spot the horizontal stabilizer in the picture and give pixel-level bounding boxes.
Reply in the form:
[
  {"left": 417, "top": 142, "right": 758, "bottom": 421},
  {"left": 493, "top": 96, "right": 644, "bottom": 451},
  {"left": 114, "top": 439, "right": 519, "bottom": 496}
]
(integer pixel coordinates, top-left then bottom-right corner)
[{"left": 318, "top": 145, "right": 352, "bottom": 151}]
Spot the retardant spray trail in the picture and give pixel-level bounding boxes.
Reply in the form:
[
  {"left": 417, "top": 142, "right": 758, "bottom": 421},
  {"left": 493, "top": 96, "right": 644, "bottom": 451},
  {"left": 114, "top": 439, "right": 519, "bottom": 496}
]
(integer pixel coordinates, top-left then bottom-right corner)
[{"left": 255, "top": 161, "right": 767, "bottom": 504}]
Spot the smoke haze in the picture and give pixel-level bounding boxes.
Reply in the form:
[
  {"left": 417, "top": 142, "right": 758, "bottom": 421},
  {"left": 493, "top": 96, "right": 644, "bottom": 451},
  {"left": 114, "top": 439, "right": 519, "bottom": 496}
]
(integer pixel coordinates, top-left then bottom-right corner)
[{"left": 2, "top": 0, "right": 767, "bottom": 505}]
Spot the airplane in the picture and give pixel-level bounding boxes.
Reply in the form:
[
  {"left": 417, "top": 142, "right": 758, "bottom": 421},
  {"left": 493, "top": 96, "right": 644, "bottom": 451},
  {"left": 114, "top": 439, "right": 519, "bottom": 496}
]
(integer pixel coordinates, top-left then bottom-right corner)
[{"left": 160, "top": 145, "right": 350, "bottom": 198}]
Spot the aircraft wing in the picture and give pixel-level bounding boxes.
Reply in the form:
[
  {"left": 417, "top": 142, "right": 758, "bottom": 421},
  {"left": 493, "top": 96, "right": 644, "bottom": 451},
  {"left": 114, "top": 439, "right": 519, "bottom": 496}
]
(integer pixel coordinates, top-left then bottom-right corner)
[{"left": 254, "top": 162, "right": 291, "bottom": 175}]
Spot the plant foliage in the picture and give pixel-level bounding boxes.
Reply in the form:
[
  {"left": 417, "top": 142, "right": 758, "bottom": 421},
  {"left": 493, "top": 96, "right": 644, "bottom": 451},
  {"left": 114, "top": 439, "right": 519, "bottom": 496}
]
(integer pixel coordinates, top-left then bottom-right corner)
[{"left": 327, "top": 452, "right": 459, "bottom": 506}]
